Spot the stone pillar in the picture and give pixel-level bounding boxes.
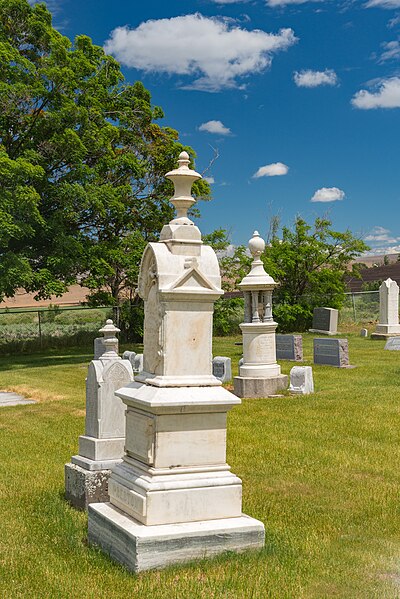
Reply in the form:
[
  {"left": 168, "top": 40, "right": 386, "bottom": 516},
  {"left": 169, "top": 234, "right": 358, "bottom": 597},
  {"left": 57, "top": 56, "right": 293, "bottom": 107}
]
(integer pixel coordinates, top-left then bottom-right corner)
[
  {"left": 233, "top": 232, "right": 288, "bottom": 398},
  {"left": 65, "top": 320, "right": 133, "bottom": 510},
  {"left": 88, "top": 152, "right": 265, "bottom": 573},
  {"left": 372, "top": 278, "right": 400, "bottom": 339}
]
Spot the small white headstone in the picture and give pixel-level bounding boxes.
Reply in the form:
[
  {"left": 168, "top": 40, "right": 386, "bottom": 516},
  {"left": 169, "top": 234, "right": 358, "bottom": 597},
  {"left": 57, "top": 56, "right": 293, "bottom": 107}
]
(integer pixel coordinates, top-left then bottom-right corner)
[
  {"left": 289, "top": 366, "right": 314, "bottom": 395},
  {"left": 212, "top": 357, "right": 232, "bottom": 382},
  {"left": 360, "top": 328, "right": 368, "bottom": 338},
  {"left": 133, "top": 353, "right": 144, "bottom": 373}
]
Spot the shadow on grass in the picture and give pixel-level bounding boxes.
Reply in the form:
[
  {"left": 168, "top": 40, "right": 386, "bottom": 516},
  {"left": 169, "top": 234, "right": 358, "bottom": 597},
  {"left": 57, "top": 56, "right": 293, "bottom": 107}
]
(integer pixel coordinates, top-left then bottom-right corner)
[{"left": 0, "top": 349, "right": 93, "bottom": 372}]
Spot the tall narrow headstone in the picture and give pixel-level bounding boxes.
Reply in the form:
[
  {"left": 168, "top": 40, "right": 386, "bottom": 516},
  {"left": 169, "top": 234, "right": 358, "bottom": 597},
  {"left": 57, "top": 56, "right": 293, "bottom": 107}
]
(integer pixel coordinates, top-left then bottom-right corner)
[
  {"left": 371, "top": 278, "right": 400, "bottom": 339},
  {"left": 88, "top": 152, "right": 264, "bottom": 572},
  {"left": 233, "top": 232, "right": 288, "bottom": 398},
  {"left": 65, "top": 320, "right": 133, "bottom": 510}
]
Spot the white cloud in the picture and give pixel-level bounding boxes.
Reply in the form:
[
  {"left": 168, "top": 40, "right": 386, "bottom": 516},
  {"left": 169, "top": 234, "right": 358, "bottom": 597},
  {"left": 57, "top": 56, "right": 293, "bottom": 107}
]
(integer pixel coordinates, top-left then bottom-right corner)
[
  {"left": 294, "top": 68, "right": 338, "bottom": 87},
  {"left": 199, "top": 120, "right": 231, "bottom": 135},
  {"left": 364, "top": 226, "right": 399, "bottom": 243},
  {"left": 204, "top": 176, "right": 215, "bottom": 184},
  {"left": 378, "top": 39, "right": 400, "bottom": 62},
  {"left": 104, "top": 14, "right": 297, "bottom": 92},
  {"left": 267, "top": 0, "right": 319, "bottom": 6},
  {"left": 352, "top": 76, "right": 400, "bottom": 108},
  {"left": 388, "top": 15, "right": 400, "bottom": 27},
  {"left": 365, "top": 0, "right": 400, "bottom": 8},
  {"left": 311, "top": 187, "right": 345, "bottom": 202},
  {"left": 253, "top": 162, "right": 289, "bottom": 177}
]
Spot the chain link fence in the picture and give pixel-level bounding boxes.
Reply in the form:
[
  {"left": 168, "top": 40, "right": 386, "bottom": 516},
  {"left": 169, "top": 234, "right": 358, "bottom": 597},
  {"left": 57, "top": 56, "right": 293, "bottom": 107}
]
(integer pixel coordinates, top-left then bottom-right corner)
[{"left": 0, "top": 291, "right": 382, "bottom": 354}]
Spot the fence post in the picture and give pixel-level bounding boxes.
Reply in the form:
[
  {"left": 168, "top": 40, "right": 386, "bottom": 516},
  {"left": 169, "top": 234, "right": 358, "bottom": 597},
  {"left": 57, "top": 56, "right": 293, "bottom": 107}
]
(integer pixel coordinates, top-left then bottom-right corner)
[
  {"left": 352, "top": 293, "right": 357, "bottom": 322},
  {"left": 38, "top": 310, "right": 43, "bottom": 349}
]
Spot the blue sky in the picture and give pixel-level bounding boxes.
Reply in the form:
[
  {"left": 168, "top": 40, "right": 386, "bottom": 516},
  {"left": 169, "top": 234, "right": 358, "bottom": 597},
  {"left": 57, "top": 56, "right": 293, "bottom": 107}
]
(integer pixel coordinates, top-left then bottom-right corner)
[{"left": 37, "top": 0, "right": 400, "bottom": 254}]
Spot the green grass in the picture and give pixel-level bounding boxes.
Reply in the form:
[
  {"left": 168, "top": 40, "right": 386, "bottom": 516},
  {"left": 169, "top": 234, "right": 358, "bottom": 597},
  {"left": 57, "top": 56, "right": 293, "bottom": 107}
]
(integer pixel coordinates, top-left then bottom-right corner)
[{"left": 1, "top": 335, "right": 400, "bottom": 598}]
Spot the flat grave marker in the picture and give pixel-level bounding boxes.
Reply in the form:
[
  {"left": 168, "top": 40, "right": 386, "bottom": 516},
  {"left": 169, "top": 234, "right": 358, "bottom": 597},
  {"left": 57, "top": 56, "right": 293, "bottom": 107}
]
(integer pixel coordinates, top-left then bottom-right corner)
[
  {"left": 384, "top": 337, "right": 400, "bottom": 351},
  {"left": 212, "top": 356, "right": 232, "bottom": 382}
]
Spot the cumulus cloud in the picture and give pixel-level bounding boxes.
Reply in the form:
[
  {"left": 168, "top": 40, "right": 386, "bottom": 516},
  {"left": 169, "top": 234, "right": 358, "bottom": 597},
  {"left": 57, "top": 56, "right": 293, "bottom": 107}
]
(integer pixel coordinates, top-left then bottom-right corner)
[
  {"left": 378, "top": 39, "right": 400, "bottom": 62},
  {"left": 104, "top": 14, "right": 297, "bottom": 92},
  {"left": 311, "top": 187, "right": 345, "bottom": 202},
  {"left": 199, "top": 120, "right": 231, "bottom": 135},
  {"left": 352, "top": 76, "right": 400, "bottom": 108},
  {"left": 365, "top": 0, "right": 400, "bottom": 8},
  {"left": 294, "top": 69, "right": 338, "bottom": 87},
  {"left": 364, "top": 226, "right": 399, "bottom": 243},
  {"left": 253, "top": 162, "right": 289, "bottom": 177},
  {"left": 204, "top": 176, "right": 215, "bottom": 184}
]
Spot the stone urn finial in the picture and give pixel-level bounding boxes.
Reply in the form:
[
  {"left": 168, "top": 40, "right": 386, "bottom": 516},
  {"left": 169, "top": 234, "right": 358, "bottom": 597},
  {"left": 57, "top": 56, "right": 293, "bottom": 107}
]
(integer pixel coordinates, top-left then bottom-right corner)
[
  {"left": 165, "top": 151, "right": 202, "bottom": 225},
  {"left": 99, "top": 319, "right": 120, "bottom": 359},
  {"left": 249, "top": 231, "right": 266, "bottom": 261}
]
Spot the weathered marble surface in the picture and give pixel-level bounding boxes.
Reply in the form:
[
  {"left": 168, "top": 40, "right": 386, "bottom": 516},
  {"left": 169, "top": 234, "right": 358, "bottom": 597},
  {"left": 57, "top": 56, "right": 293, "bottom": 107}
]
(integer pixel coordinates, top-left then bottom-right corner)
[
  {"left": 372, "top": 279, "right": 400, "bottom": 338},
  {"left": 212, "top": 356, "right": 232, "bottom": 382},
  {"left": 289, "top": 366, "right": 314, "bottom": 395},
  {"left": 89, "top": 503, "right": 265, "bottom": 573}
]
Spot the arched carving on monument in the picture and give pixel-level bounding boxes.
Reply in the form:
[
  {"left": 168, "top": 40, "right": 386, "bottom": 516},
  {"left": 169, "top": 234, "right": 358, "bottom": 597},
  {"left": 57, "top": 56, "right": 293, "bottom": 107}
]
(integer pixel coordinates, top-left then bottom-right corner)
[{"left": 138, "top": 245, "right": 157, "bottom": 301}]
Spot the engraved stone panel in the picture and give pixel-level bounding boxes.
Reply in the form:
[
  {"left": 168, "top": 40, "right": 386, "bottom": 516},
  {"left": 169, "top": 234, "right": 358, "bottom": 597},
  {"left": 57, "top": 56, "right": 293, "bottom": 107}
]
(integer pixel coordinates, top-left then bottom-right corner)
[
  {"left": 313, "top": 338, "right": 349, "bottom": 367},
  {"left": 311, "top": 307, "right": 338, "bottom": 334},
  {"left": 276, "top": 335, "right": 303, "bottom": 361},
  {"left": 125, "top": 410, "right": 155, "bottom": 465}
]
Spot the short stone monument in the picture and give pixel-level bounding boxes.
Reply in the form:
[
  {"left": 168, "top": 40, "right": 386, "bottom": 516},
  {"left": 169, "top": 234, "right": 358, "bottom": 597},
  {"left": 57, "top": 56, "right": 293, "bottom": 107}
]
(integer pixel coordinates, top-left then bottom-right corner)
[
  {"left": 371, "top": 278, "right": 400, "bottom": 339},
  {"left": 384, "top": 337, "right": 400, "bottom": 350},
  {"left": 289, "top": 366, "right": 314, "bottom": 395},
  {"left": 65, "top": 320, "right": 133, "bottom": 510},
  {"left": 309, "top": 307, "right": 338, "bottom": 335},
  {"left": 133, "top": 353, "right": 143, "bottom": 373},
  {"left": 360, "top": 328, "right": 368, "bottom": 338},
  {"left": 313, "top": 338, "right": 350, "bottom": 368},
  {"left": 212, "top": 356, "right": 232, "bottom": 382},
  {"left": 233, "top": 232, "right": 288, "bottom": 399},
  {"left": 88, "top": 152, "right": 264, "bottom": 572},
  {"left": 122, "top": 350, "right": 136, "bottom": 366},
  {"left": 276, "top": 334, "right": 303, "bottom": 361}
]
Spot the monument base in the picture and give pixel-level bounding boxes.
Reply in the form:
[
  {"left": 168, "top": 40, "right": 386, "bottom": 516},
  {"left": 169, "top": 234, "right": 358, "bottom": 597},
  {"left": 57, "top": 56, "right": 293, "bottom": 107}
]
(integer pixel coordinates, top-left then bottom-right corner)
[
  {"left": 65, "top": 462, "right": 114, "bottom": 510},
  {"left": 371, "top": 333, "right": 400, "bottom": 340},
  {"left": 88, "top": 502, "right": 265, "bottom": 573},
  {"left": 233, "top": 374, "right": 288, "bottom": 398},
  {"left": 308, "top": 329, "right": 338, "bottom": 336}
]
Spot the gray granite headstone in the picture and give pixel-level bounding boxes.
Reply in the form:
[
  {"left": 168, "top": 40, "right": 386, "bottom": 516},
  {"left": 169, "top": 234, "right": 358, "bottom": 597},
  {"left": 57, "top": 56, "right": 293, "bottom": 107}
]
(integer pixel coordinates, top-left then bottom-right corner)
[
  {"left": 384, "top": 337, "right": 400, "bottom": 350},
  {"left": 313, "top": 338, "right": 349, "bottom": 367},
  {"left": 276, "top": 335, "right": 303, "bottom": 361},
  {"left": 212, "top": 357, "right": 232, "bottom": 382},
  {"left": 309, "top": 307, "right": 338, "bottom": 335},
  {"left": 122, "top": 350, "right": 136, "bottom": 367},
  {"left": 289, "top": 366, "right": 314, "bottom": 395}
]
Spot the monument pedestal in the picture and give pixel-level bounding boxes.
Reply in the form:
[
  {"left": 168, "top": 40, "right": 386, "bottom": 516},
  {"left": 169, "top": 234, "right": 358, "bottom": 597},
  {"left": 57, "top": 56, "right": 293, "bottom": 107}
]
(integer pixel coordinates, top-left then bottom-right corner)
[
  {"left": 65, "top": 463, "right": 113, "bottom": 511},
  {"left": 234, "top": 374, "right": 288, "bottom": 398},
  {"left": 89, "top": 503, "right": 264, "bottom": 573},
  {"left": 371, "top": 324, "right": 400, "bottom": 339}
]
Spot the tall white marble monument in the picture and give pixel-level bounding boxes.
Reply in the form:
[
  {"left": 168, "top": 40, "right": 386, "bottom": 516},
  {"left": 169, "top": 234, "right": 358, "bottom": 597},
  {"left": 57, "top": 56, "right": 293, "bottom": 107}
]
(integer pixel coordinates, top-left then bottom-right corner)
[
  {"left": 233, "top": 232, "right": 288, "bottom": 398},
  {"left": 88, "top": 152, "right": 265, "bottom": 572},
  {"left": 372, "top": 278, "right": 400, "bottom": 339},
  {"left": 65, "top": 320, "right": 133, "bottom": 510}
]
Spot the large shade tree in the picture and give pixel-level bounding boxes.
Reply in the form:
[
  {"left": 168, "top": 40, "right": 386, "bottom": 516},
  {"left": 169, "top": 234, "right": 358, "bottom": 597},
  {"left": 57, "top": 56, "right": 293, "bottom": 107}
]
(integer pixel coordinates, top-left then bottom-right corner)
[
  {"left": 0, "top": 0, "right": 209, "bottom": 303},
  {"left": 263, "top": 216, "right": 369, "bottom": 331}
]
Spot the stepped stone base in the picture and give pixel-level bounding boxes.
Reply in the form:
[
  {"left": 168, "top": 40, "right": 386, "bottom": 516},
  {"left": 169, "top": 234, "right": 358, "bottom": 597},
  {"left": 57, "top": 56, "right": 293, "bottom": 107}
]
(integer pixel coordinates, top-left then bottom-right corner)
[
  {"left": 65, "top": 463, "right": 112, "bottom": 511},
  {"left": 233, "top": 374, "right": 288, "bottom": 398},
  {"left": 371, "top": 332, "right": 400, "bottom": 340},
  {"left": 88, "top": 502, "right": 265, "bottom": 572}
]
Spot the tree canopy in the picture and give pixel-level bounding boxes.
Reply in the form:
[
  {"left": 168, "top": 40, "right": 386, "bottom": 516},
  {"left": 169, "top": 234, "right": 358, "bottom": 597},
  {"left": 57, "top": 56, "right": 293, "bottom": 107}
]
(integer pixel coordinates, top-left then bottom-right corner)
[
  {"left": 263, "top": 216, "right": 369, "bottom": 332},
  {"left": 0, "top": 0, "right": 209, "bottom": 303}
]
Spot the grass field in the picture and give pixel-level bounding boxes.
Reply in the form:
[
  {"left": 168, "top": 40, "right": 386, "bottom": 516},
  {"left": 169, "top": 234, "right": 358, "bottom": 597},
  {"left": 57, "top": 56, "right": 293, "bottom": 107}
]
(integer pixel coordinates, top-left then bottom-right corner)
[{"left": 1, "top": 334, "right": 400, "bottom": 598}]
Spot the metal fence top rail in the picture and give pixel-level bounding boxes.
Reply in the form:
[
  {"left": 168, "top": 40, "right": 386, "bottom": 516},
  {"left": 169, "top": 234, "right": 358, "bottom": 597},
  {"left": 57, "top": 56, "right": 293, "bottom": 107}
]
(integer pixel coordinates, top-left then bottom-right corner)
[{"left": 0, "top": 305, "right": 112, "bottom": 315}]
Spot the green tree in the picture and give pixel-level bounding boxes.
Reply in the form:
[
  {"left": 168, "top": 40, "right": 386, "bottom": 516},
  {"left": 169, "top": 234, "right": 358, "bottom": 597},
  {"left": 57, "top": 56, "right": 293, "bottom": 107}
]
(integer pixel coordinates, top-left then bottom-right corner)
[
  {"left": 0, "top": 0, "right": 209, "bottom": 303},
  {"left": 263, "top": 216, "right": 369, "bottom": 332}
]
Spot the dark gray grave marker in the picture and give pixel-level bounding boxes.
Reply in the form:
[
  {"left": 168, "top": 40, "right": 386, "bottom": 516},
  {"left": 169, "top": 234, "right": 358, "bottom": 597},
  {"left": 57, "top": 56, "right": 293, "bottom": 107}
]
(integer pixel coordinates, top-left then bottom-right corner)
[
  {"left": 276, "top": 334, "right": 303, "bottom": 361},
  {"left": 309, "top": 307, "right": 338, "bottom": 335},
  {"left": 313, "top": 338, "right": 349, "bottom": 367}
]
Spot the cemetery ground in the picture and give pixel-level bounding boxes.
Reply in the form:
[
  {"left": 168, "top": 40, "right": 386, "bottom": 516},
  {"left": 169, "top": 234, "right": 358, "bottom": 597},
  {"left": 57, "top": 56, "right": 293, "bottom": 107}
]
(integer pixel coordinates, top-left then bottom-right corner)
[{"left": 1, "top": 336, "right": 400, "bottom": 598}]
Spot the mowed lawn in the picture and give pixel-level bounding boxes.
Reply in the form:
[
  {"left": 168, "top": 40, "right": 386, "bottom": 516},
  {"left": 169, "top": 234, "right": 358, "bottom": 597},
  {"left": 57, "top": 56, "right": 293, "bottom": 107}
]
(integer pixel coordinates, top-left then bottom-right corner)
[{"left": 1, "top": 334, "right": 400, "bottom": 598}]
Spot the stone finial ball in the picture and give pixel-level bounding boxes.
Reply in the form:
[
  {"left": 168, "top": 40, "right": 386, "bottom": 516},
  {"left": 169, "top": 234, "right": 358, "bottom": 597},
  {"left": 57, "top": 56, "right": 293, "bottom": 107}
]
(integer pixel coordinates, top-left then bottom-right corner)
[
  {"left": 106, "top": 319, "right": 113, "bottom": 325},
  {"left": 179, "top": 151, "right": 189, "bottom": 160},
  {"left": 248, "top": 230, "right": 265, "bottom": 258}
]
